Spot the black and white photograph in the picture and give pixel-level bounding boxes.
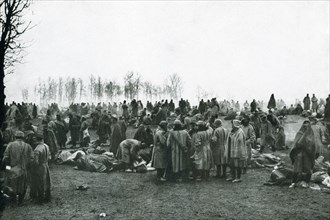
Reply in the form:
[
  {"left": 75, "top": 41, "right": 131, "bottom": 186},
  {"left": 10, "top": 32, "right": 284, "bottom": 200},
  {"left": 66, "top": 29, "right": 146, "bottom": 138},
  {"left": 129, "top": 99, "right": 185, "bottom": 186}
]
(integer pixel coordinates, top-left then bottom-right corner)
[{"left": 0, "top": 0, "right": 329, "bottom": 219}]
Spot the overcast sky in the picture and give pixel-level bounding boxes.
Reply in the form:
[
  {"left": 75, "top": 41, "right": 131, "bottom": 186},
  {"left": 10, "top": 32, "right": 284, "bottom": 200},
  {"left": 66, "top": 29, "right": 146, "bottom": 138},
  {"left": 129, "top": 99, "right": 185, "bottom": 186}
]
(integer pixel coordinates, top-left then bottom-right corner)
[{"left": 4, "top": 1, "right": 330, "bottom": 105}]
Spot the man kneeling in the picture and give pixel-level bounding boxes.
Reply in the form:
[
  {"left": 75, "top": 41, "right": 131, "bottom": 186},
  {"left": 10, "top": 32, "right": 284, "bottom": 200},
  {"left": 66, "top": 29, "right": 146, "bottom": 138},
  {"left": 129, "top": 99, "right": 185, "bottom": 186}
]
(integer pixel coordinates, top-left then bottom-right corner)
[{"left": 117, "top": 139, "right": 147, "bottom": 172}]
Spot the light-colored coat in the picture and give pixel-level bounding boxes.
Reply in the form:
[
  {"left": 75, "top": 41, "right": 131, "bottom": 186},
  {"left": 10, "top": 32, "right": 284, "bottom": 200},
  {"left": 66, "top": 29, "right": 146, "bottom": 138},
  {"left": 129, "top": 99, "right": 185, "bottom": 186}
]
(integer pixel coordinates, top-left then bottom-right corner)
[
  {"left": 211, "top": 126, "right": 229, "bottom": 165},
  {"left": 228, "top": 128, "right": 247, "bottom": 159},
  {"left": 193, "top": 127, "right": 214, "bottom": 170},
  {"left": 3, "top": 140, "right": 33, "bottom": 194},
  {"left": 33, "top": 142, "right": 51, "bottom": 196},
  {"left": 167, "top": 130, "right": 191, "bottom": 173},
  {"left": 152, "top": 128, "right": 168, "bottom": 169},
  {"left": 241, "top": 124, "right": 256, "bottom": 162}
]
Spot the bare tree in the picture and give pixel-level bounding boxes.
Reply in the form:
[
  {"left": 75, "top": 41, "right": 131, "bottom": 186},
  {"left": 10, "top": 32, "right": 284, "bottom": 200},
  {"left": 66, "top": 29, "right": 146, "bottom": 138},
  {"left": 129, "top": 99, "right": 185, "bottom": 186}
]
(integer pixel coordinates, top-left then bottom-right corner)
[
  {"left": 78, "top": 77, "right": 85, "bottom": 102},
  {"left": 38, "top": 80, "right": 47, "bottom": 107},
  {"left": 47, "top": 77, "right": 57, "bottom": 102},
  {"left": 124, "top": 72, "right": 141, "bottom": 100},
  {"left": 165, "top": 73, "right": 183, "bottom": 100},
  {"left": 58, "top": 77, "right": 63, "bottom": 104},
  {"left": 196, "top": 86, "right": 209, "bottom": 102},
  {"left": 0, "top": 0, "right": 31, "bottom": 127},
  {"left": 94, "top": 76, "right": 103, "bottom": 102},
  {"left": 104, "top": 80, "right": 114, "bottom": 101},
  {"left": 33, "top": 84, "right": 37, "bottom": 103},
  {"left": 21, "top": 87, "right": 28, "bottom": 102},
  {"left": 89, "top": 75, "right": 96, "bottom": 102},
  {"left": 113, "top": 82, "right": 122, "bottom": 101},
  {"left": 142, "top": 81, "right": 153, "bottom": 101},
  {"left": 65, "top": 77, "right": 77, "bottom": 104}
]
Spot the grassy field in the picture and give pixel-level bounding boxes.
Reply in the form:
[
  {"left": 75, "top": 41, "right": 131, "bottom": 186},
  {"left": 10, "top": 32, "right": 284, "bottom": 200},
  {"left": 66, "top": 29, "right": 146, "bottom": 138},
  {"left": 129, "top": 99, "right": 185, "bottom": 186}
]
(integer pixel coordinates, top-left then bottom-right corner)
[{"left": 2, "top": 115, "right": 330, "bottom": 220}]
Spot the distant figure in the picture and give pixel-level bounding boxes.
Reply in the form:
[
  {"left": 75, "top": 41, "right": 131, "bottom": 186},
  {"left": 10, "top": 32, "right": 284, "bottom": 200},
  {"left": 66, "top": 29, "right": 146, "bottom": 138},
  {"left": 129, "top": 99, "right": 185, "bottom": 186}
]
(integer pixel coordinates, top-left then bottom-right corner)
[
  {"left": 54, "top": 114, "right": 68, "bottom": 149},
  {"left": 260, "top": 114, "right": 275, "bottom": 152},
  {"left": 68, "top": 113, "right": 80, "bottom": 147},
  {"left": 110, "top": 115, "right": 124, "bottom": 155},
  {"left": 325, "top": 95, "right": 330, "bottom": 120},
  {"left": 311, "top": 94, "right": 318, "bottom": 112},
  {"left": 275, "top": 126, "right": 286, "bottom": 150},
  {"left": 250, "top": 99, "right": 257, "bottom": 112},
  {"left": 97, "top": 113, "right": 111, "bottom": 144},
  {"left": 267, "top": 94, "right": 276, "bottom": 110},
  {"left": 32, "top": 104, "right": 38, "bottom": 119},
  {"left": 122, "top": 100, "right": 129, "bottom": 122},
  {"left": 303, "top": 94, "right": 311, "bottom": 111}
]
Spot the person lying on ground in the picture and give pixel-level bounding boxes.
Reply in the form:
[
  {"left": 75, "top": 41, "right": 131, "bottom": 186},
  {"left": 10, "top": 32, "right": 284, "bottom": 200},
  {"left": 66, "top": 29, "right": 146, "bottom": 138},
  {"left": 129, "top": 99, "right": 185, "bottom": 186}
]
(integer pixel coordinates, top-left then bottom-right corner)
[{"left": 74, "top": 152, "right": 119, "bottom": 173}]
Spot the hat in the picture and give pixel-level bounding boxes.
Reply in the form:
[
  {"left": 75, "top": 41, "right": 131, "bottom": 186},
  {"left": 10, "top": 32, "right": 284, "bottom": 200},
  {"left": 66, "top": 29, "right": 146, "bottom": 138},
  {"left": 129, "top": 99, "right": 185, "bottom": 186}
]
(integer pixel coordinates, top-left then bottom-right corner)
[
  {"left": 174, "top": 120, "right": 182, "bottom": 125},
  {"left": 232, "top": 119, "right": 241, "bottom": 128},
  {"left": 159, "top": 121, "right": 168, "bottom": 128},
  {"left": 15, "top": 131, "right": 24, "bottom": 138},
  {"left": 196, "top": 120, "right": 205, "bottom": 127},
  {"left": 214, "top": 119, "right": 222, "bottom": 127},
  {"left": 111, "top": 114, "right": 118, "bottom": 119},
  {"left": 24, "top": 130, "right": 34, "bottom": 136}
]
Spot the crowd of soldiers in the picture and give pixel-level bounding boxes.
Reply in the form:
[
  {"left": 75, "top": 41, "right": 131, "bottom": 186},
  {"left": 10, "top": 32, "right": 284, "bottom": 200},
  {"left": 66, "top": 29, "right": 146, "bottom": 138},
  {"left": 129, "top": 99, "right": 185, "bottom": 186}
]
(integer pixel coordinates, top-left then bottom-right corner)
[{"left": 0, "top": 93, "right": 329, "bottom": 207}]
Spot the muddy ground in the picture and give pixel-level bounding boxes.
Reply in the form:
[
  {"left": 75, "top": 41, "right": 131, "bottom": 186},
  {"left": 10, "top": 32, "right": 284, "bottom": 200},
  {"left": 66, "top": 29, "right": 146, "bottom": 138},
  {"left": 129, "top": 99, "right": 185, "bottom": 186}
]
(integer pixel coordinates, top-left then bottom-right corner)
[{"left": 2, "top": 116, "right": 330, "bottom": 220}]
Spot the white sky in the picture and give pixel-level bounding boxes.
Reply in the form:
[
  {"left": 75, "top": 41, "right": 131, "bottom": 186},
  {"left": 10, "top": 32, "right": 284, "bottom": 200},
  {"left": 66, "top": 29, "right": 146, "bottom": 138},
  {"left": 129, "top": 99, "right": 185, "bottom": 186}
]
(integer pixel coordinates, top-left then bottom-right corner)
[{"left": 4, "top": 0, "right": 330, "bottom": 105}]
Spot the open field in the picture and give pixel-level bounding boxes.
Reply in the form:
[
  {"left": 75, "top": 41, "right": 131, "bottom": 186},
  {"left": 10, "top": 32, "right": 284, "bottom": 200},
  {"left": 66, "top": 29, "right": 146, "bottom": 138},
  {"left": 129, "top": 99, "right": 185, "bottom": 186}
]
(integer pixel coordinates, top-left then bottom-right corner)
[{"left": 2, "top": 116, "right": 330, "bottom": 220}]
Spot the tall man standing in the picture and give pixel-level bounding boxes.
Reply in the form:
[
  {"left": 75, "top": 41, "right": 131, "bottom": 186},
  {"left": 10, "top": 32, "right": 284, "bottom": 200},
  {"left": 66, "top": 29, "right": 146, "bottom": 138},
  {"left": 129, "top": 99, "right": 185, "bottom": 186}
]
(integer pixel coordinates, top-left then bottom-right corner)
[
  {"left": 31, "top": 133, "right": 51, "bottom": 203},
  {"left": 2, "top": 131, "right": 33, "bottom": 205}
]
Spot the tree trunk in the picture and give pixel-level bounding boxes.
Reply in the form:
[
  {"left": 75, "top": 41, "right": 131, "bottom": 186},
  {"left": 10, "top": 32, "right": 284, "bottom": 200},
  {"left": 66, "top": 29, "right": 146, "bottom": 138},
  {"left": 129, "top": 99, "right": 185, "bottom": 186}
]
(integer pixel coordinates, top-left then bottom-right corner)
[{"left": 0, "top": 62, "right": 5, "bottom": 128}]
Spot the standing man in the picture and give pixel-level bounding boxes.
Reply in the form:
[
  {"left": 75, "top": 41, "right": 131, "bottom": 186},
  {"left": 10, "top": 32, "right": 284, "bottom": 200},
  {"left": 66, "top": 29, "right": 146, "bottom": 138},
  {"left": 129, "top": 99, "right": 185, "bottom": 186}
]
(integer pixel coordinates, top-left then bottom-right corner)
[
  {"left": 241, "top": 117, "right": 256, "bottom": 172},
  {"left": 226, "top": 120, "right": 247, "bottom": 183},
  {"left": 31, "top": 133, "right": 51, "bottom": 203},
  {"left": 110, "top": 115, "right": 124, "bottom": 155},
  {"left": 167, "top": 120, "right": 191, "bottom": 182},
  {"left": 152, "top": 121, "right": 169, "bottom": 181},
  {"left": 2, "top": 131, "right": 33, "bottom": 205},
  {"left": 303, "top": 94, "right": 311, "bottom": 111},
  {"left": 311, "top": 94, "right": 318, "bottom": 113},
  {"left": 97, "top": 112, "right": 111, "bottom": 144},
  {"left": 211, "top": 119, "right": 229, "bottom": 178},
  {"left": 54, "top": 114, "right": 68, "bottom": 149},
  {"left": 250, "top": 99, "right": 257, "bottom": 113},
  {"left": 192, "top": 121, "right": 214, "bottom": 181},
  {"left": 260, "top": 114, "right": 275, "bottom": 153},
  {"left": 68, "top": 113, "right": 80, "bottom": 148}
]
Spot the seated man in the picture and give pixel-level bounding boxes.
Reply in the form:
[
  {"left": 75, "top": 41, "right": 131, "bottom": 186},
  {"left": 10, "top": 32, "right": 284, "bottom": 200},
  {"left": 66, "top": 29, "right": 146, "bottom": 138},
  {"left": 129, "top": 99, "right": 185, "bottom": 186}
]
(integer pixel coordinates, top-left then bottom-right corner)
[{"left": 117, "top": 139, "right": 147, "bottom": 172}]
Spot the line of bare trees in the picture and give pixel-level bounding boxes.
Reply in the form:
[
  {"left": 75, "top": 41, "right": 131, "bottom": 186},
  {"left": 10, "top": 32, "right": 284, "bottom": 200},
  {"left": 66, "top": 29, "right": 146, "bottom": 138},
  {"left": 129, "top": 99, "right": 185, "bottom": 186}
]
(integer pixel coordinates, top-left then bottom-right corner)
[{"left": 24, "top": 72, "right": 184, "bottom": 106}]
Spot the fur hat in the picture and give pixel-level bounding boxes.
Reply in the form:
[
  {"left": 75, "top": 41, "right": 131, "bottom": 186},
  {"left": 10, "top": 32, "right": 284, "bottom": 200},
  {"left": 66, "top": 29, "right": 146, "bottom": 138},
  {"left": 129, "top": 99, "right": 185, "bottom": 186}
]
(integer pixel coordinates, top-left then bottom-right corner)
[
  {"left": 159, "top": 121, "right": 168, "bottom": 128},
  {"left": 214, "top": 119, "right": 222, "bottom": 127},
  {"left": 15, "top": 131, "right": 24, "bottom": 138},
  {"left": 174, "top": 120, "right": 182, "bottom": 126}
]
